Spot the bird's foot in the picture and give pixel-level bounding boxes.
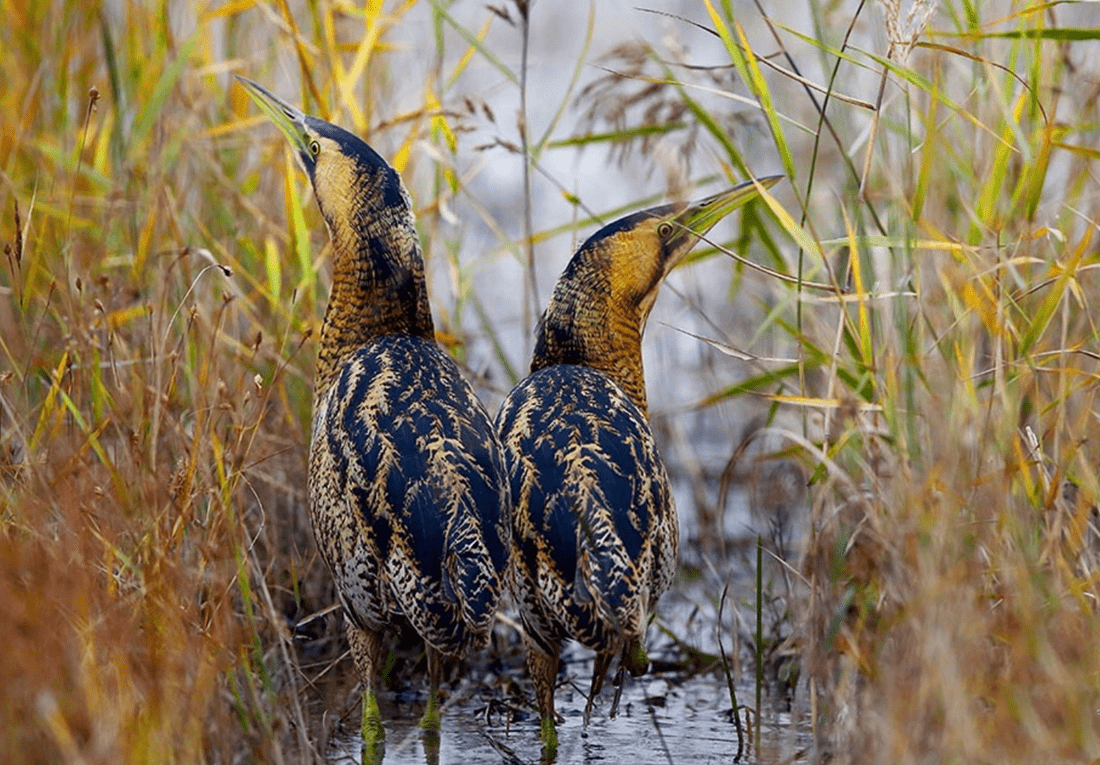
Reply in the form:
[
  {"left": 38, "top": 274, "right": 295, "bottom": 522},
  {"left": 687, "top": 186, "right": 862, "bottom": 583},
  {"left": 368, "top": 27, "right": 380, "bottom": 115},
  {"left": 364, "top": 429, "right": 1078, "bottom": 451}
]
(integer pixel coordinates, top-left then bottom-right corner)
[
  {"left": 420, "top": 693, "right": 441, "bottom": 765},
  {"left": 418, "top": 691, "right": 442, "bottom": 732},
  {"left": 361, "top": 738, "right": 385, "bottom": 765},
  {"left": 609, "top": 665, "right": 626, "bottom": 719},
  {"left": 361, "top": 689, "right": 386, "bottom": 750},
  {"left": 583, "top": 692, "right": 597, "bottom": 728},
  {"left": 539, "top": 716, "right": 559, "bottom": 752},
  {"left": 422, "top": 725, "right": 441, "bottom": 765}
]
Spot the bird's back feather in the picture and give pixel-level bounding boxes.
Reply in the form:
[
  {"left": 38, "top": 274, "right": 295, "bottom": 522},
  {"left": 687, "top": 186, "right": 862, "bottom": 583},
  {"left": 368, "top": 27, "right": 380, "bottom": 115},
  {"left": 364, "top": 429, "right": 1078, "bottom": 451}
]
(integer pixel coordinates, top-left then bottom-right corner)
[
  {"left": 496, "top": 364, "right": 677, "bottom": 656},
  {"left": 310, "top": 335, "right": 510, "bottom": 656}
]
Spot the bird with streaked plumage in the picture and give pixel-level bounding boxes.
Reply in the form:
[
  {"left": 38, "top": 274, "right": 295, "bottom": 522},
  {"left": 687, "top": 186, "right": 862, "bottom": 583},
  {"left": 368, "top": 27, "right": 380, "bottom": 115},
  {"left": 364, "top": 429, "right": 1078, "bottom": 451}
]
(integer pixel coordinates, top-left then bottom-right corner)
[
  {"left": 236, "top": 77, "right": 510, "bottom": 751},
  {"left": 495, "top": 176, "right": 781, "bottom": 749}
]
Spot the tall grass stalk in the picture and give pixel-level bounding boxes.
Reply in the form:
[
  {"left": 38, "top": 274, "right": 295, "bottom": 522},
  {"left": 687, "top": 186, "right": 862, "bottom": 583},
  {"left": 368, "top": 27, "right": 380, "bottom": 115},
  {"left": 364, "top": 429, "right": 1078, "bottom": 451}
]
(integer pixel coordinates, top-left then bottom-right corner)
[{"left": 755, "top": 534, "right": 764, "bottom": 759}]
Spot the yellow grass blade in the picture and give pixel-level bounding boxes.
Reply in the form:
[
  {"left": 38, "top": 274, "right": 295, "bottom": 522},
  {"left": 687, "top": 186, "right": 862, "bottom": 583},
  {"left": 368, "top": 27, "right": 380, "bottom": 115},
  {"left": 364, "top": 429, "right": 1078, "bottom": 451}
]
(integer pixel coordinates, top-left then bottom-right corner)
[
  {"left": 28, "top": 351, "right": 69, "bottom": 454},
  {"left": 840, "top": 205, "right": 873, "bottom": 370}
]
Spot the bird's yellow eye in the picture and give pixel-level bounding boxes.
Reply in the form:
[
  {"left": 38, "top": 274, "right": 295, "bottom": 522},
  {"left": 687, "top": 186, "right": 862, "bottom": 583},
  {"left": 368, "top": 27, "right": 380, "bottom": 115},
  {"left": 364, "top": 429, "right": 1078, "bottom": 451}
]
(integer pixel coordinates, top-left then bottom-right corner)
[
  {"left": 657, "top": 222, "right": 674, "bottom": 239},
  {"left": 309, "top": 140, "right": 321, "bottom": 156}
]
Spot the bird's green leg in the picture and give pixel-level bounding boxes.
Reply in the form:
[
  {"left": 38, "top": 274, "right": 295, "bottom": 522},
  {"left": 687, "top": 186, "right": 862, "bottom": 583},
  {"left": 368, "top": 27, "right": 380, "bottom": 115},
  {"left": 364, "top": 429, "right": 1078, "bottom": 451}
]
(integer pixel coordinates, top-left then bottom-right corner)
[
  {"left": 347, "top": 621, "right": 386, "bottom": 750},
  {"left": 622, "top": 637, "right": 650, "bottom": 677},
  {"left": 361, "top": 689, "right": 385, "bottom": 759},
  {"left": 419, "top": 692, "right": 442, "bottom": 732},
  {"left": 526, "top": 636, "right": 561, "bottom": 752},
  {"left": 419, "top": 645, "right": 443, "bottom": 731},
  {"left": 539, "top": 716, "right": 559, "bottom": 753}
]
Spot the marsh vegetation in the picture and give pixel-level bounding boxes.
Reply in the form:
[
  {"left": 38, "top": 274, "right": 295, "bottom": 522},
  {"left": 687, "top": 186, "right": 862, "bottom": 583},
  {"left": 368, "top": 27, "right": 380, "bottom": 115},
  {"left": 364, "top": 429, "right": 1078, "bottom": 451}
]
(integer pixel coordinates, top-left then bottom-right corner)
[{"left": 2, "top": 1, "right": 1099, "bottom": 763}]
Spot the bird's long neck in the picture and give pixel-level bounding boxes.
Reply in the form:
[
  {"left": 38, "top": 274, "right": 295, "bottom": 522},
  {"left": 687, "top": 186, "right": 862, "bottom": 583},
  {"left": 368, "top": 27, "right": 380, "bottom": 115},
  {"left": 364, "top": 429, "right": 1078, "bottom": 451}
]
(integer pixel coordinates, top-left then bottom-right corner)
[
  {"left": 315, "top": 208, "right": 434, "bottom": 398},
  {"left": 530, "top": 264, "right": 649, "bottom": 418}
]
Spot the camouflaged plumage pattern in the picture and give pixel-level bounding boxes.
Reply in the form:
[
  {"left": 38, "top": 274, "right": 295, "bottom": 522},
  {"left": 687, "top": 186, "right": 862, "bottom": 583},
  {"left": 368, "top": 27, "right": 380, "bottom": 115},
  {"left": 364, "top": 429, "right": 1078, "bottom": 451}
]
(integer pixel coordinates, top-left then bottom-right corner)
[
  {"left": 495, "top": 364, "right": 678, "bottom": 658},
  {"left": 310, "top": 335, "right": 511, "bottom": 657}
]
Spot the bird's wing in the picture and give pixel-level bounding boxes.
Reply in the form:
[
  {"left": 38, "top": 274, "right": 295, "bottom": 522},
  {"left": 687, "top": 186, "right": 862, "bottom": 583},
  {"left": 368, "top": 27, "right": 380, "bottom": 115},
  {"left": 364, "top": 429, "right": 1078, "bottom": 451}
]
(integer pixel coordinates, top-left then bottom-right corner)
[
  {"left": 499, "top": 365, "right": 674, "bottom": 644},
  {"left": 311, "top": 338, "right": 509, "bottom": 651}
]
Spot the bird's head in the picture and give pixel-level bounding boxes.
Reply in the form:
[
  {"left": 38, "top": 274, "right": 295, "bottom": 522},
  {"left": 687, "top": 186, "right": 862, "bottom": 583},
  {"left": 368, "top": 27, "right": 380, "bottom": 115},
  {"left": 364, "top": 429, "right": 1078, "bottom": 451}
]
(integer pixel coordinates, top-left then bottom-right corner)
[
  {"left": 532, "top": 176, "right": 782, "bottom": 412},
  {"left": 582, "top": 176, "right": 783, "bottom": 322},
  {"left": 235, "top": 76, "right": 412, "bottom": 253}
]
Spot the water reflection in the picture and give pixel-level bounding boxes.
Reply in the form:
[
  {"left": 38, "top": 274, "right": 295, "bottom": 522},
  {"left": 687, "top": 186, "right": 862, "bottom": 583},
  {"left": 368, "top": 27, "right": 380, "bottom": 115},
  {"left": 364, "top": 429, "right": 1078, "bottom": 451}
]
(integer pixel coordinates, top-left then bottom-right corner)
[{"left": 326, "top": 661, "right": 810, "bottom": 764}]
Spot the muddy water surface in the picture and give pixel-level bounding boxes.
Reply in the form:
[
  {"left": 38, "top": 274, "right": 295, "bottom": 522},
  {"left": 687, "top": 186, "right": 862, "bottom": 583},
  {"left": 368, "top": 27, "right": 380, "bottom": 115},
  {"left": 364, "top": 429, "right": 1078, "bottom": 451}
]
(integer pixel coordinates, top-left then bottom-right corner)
[
  {"left": 322, "top": 538, "right": 813, "bottom": 765},
  {"left": 327, "top": 657, "right": 810, "bottom": 765}
]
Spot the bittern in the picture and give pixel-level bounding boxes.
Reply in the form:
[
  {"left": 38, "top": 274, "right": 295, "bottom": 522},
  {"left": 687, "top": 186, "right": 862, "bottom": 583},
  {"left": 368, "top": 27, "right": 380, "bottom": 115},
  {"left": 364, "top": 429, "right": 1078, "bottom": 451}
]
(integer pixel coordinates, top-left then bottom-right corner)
[
  {"left": 495, "top": 176, "right": 780, "bottom": 749},
  {"left": 237, "top": 77, "right": 510, "bottom": 748}
]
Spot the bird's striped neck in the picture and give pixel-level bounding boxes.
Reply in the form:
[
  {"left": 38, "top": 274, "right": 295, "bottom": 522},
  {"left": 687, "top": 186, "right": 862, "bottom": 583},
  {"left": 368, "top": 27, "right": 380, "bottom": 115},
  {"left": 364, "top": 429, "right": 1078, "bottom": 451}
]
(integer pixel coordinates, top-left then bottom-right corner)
[
  {"left": 530, "top": 275, "right": 649, "bottom": 419},
  {"left": 315, "top": 205, "right": 434, "bottom": 398}
]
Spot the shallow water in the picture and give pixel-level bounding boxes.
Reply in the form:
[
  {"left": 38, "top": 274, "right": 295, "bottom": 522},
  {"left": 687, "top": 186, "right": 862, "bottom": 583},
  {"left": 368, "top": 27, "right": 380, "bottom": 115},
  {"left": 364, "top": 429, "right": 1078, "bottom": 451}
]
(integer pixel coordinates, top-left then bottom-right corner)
[
  {"left": 327, "top": 653, "right": 811, "bottom": 765},
  {"left": 323, "top": 530, "right": 813, "bottom": 765}
]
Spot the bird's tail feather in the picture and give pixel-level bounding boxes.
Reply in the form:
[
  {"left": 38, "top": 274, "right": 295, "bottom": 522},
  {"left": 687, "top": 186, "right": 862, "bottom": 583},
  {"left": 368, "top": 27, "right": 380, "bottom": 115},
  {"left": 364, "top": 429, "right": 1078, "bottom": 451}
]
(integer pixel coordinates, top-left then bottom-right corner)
[
  {"left": 448, "top": 538, "right": 500, "bottom": 644},
  {"left": 576, "top": 496, "right": 648, "bottom": 643}
]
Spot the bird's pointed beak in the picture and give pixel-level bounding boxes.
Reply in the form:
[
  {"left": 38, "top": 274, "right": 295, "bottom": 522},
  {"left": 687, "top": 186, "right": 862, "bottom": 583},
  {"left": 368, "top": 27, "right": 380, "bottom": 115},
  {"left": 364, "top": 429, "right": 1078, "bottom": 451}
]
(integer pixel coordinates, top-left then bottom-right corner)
[
  {"left": 235, "top": 75, "right": 311, "bottom": 157},
  {"left": 662, "top": 174, "right": 784, "bottom": 255}
]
